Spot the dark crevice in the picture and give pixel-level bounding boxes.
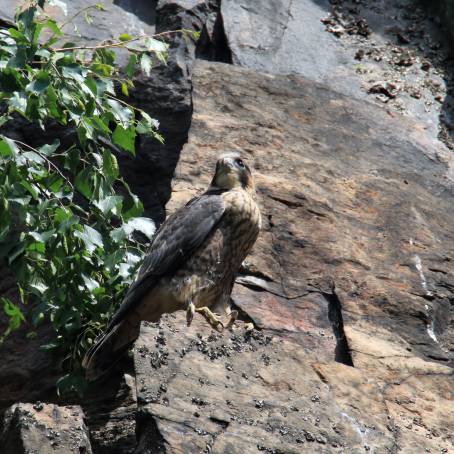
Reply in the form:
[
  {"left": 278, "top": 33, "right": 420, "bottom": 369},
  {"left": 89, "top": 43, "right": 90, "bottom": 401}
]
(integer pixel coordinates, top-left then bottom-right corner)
[
  {"left": 134, "top": 410, "right": 166, "bottom": 454},
  {"left": 196, "top": 11, "right": 232, "bottom": 63},
  {"left": 323, "top": 289, "right": 354, "bottom": 367},
  {"left": 120, "top": 61, "right": 194, "bottom": 225}
]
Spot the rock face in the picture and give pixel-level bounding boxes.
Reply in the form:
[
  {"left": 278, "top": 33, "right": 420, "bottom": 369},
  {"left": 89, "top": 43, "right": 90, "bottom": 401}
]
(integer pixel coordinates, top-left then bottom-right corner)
[
  {"left": 134, "top": 313, "right": 396, "bottom": 453},
  {"left": 219, "top": 0, "right": 454, "bottom": 147},
  {"left": 1, "top": 403, "right": 92, "bottom": 454},
  {"left": 1, "top": 1, "right": 454, "bottom": 453},
  {"left": 0, "top": 1, "right": 156, "bottom": 55},
  {"left": 165, "top": 60, "right": 454, "bottom": 452}
]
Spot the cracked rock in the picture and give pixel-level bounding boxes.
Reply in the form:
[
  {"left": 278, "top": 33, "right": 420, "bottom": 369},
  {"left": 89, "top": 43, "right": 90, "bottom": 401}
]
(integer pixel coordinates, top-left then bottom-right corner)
[{"left": 1, "top": 403, "right": 92, "bottom": 454}]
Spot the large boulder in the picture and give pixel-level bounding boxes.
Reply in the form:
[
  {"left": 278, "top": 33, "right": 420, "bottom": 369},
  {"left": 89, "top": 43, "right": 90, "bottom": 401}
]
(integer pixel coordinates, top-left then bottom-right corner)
[
  {"left": 163, "top": 59, "right": 454, "bottom": 452},
  {"left": 1, "top": 403, "right": 92, "bottom": 454},
  {"left": 1, "top": 1, "right": 453, "bottom": 452},
  {"left": 134, "top": 313, "right": 395, "bottom": 453},
  {"left": 218, "top": 0, "right": 453, "bottom": 144}
]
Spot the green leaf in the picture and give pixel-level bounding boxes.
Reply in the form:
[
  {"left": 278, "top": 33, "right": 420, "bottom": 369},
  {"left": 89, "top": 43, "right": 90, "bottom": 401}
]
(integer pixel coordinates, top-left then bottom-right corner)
[
  {"left": 136, "top": 111, "right": 159, "bottom": 135},
  {"left": 74, "top": 225, "right": 103, "bottom": 254},
  {"left": 7, "top": 49, "right": 27, "bottom": 68},
  {"left": 104, "top": 248, "right": 125, "bottom": 271},
  {"left": 119, "top": 33, "right": 133, "bottom": 42},
  {"left": 140, "top": 53, "right": 152, "bottom": 77},
  {"left": 106, "top": 99, "right": 133, "bottom": 127},
  {"left": 8, "top": 91, "right": 27, "bottom": 114},
  {"left": 0, "top": 67, "right": 25, "bottom": 92},
  {"left": 46, "top": 86, "right": 64, "bottom": 122},
  {"left": 29, "top": 277, "right": 49, "bottom": 295},
  {"left": 125, "top": 217, "right": 156, "bottom": 239},
  {"left": 92, "top": 117, "right": 110, "bottom": 135},
  {"left": 122, "top": 193, "right": 143, "bottom": 221},
  {"left": 0, "top": 136, "right": 19, "bottom": 157},
  {"left": 102, "top": 149, "right": 119, "bottom": 185},
  {"left": 29, "top": 230, "right": 55, "bottom": 244},
  {"left": 112, "top": 124, "right": 136, "bottom": 154},
  {"left": 144, "top": 37, "right": 168, "bottom": 53},
  {"left": 0, "top": 116, "right": 10, "bottom": 128},
  {"left": 82, "top": 274, "right": 99, "bottom": 292},
  {"left": 94, "top": 195, "right": 122, "bottom": 215},
  {"left": 44, "top": 19, "right": 63, "bottom": 36},
  {"left": 62, "top": 65, "right": 87, "bottom": 84},
  {"left": 1, "top": 298, "right": 25, "bottom": 341},
  {"left": 26, "top": 70, "right": 50, "bottom": 94},
  {"left": 124, "top": 54, "right": 137, "bottom": 78},
  {"left": 39, "top": 140, "right": 60, "bottom": 156},
  {"left": 111, "top": 217, "right": 155, "bottom": 242},
  {"left": 75, "top": 168, "right": 94, "bottom": 199}
]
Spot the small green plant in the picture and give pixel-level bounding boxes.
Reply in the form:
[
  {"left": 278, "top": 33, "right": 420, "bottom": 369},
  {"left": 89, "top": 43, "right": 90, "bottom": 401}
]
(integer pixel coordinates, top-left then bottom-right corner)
[{"left": 0, "top": 1, "right": 194, "bottom": 395}]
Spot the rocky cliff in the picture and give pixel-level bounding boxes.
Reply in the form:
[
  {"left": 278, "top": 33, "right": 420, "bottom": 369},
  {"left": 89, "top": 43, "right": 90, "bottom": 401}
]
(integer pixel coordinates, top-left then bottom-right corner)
[{"left": 0, "top": 1, "right": 453, "bottom": 453}]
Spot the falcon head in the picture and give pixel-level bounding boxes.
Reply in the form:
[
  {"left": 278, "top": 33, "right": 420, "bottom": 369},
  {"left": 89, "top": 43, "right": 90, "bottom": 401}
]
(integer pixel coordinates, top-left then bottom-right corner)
[{"left": 210, "top": 153, "right": 254, "bottom": 191}]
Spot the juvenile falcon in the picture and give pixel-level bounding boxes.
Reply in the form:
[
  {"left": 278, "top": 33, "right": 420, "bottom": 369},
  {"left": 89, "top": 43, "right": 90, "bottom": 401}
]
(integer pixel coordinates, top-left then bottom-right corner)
[{"left": 83, "top": 153, "right": 261, "bottom": 380}]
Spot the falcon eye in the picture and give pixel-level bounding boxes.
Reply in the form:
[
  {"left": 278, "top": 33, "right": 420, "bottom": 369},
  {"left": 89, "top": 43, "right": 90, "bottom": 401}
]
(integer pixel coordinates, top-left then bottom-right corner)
[{"left": 235, "top": 158, "right": 245, "bottom": 168}]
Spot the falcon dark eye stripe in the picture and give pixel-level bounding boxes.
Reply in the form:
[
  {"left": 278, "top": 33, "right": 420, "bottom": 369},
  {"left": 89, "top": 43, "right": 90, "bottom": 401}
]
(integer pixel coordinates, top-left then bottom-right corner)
[{"left": 236, "top": 158, "right": 245, "bottom": 168}]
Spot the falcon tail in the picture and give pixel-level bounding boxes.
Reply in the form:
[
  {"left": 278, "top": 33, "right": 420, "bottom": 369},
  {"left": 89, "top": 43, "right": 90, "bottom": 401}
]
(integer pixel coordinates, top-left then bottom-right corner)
[{"left": 82, "top": 323, "right": 133, "bottom": 382}]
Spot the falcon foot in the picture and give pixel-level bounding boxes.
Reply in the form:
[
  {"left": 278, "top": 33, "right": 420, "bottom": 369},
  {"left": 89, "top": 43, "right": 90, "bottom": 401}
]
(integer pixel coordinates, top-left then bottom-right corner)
[
  {"left": 244, "top": 322, "right": 255, "bottom": 331},
  {"left": 224, "top": 310, "right": 238, "bottom": 329},
  {"left": 195, "top": 306, "right": 225, "bottom": 332},
  {"left": 187, "top": 303, "right": 238, "bottom": 331},
  {"left": 186, "top": 300, "right": 195, "bottom": 326}
]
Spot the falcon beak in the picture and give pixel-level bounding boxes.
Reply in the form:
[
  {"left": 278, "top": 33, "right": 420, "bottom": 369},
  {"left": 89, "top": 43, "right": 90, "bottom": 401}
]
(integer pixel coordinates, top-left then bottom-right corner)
[{"left": 222, "top": 157, "right": 235, "bottom": 171}]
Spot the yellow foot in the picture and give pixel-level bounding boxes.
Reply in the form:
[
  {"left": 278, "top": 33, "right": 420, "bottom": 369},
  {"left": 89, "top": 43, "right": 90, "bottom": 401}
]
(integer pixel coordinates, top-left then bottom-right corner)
[
  {"left": 186, "top": 300, "right": 195, "bottom": 326},
  {"left": 224, "top": 310, "right": 238, "bottom": 330},
  {"left": 244, "top": 322, "right": 255, "bottom": 331},
  {"left": 195, "top": 306, "right": 225, "bottom": 332}
]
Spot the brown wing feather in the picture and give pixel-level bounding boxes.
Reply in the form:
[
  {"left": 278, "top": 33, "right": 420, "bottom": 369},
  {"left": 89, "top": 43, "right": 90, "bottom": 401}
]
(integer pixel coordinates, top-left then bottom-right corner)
[{"left": 105, "top": 190, "right": 226, "bottom": 331}]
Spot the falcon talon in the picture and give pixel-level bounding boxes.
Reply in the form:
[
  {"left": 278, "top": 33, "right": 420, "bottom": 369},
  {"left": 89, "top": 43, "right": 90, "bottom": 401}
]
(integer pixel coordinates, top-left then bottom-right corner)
[
  {"left": 244, "top": 322, "right": 255, "bottom": 331},
  {"left": 225, "top": 310, "right": 239, "bottom": 330},
  {"left": 186, "top": 301, "right": 195, "bottom": 326},
  {"left": 195, "top": 306, "right": 226, "bottom": 332}
]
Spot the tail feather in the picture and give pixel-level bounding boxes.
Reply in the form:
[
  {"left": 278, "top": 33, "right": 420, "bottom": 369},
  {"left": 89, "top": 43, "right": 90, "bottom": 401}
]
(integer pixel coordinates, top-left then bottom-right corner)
[{"left": 82, "top": 323, "right": 133, "bottom": 381}]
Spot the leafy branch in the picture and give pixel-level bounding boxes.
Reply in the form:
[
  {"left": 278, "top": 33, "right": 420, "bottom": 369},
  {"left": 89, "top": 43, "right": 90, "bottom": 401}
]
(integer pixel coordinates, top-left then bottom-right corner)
[{"left": 0, "top": 0, "right": 196, "bottom": 395}]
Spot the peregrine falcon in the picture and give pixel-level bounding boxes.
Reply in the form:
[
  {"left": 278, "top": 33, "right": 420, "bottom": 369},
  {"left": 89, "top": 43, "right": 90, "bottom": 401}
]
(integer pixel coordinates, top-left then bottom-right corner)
[{"left": 83, "top": 153, "right": 261, "bottom": 380}]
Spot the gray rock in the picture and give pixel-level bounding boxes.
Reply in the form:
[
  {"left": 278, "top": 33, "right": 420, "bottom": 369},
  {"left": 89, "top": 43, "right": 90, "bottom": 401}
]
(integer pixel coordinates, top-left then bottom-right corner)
[
  {"left": 165, "top": 59, "right": 454, "bottom": 453},
  {"left": 133, "top": 313, "right": 395, "bottom": 453},
  {"left": 1, "top": 403, "right": 92, "bottom": 454},
  {"left": 83, "top": 373, "right": 137, "bottom": 454},
  {"left": 0, "top": 1, "right": 156, "bottom": 65},
  {"left": 218, "top": 0, "right": 454, "bottom": 146}
]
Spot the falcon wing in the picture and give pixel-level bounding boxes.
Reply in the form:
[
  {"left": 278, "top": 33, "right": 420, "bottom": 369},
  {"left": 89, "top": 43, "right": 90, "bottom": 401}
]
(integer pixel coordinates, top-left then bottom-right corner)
[{"left": 106, "top": 191, "right": 225, "bottom": 330}]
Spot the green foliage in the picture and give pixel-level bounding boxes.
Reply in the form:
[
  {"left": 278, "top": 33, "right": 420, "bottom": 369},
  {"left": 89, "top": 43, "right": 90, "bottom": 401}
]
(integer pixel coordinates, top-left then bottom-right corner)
[{"left": 0, "top": 1, "right": 191, "bottom": 395}]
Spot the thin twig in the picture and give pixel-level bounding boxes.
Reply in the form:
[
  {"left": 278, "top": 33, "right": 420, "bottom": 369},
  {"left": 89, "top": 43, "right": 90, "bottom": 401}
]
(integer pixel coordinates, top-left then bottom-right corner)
[
  {"left": 13, "top": 139, "right": 74, "bottom": 190},
  {"left": 51, "top": 29, "right": 181, "bottom": 53},
  {"left": 59, "top": 4, "right": 101, "bottom": 30},
  {"left": 105, "top": 93, "right": 143, "bottom": 114}
]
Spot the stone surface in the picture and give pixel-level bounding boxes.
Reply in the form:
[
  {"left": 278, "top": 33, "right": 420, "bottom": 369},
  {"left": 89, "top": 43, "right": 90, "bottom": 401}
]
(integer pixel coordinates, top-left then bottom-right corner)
[
  {"left": 219, "top": 0, "right": 454, "bottom": 147},
  {"left": 0, "top": 265, "right": 60, "bottom": 415},
  {"left": 1, "top": 403, "right": 92, "bottom": 454},
  {"left": 1, "top": 1, "right": 454, "bottom": 453},
  {"left": 134, "top": 313, "right": 397, "bottom": 453},
  {"left": 82, "top": 372, "right": 137, "bottom": 454},
  {"left": 0, "top": 1, "right": 156, "bottom": 59},
  {"left": 163, "top": 59, "right": 454, "bottom": 452}
]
